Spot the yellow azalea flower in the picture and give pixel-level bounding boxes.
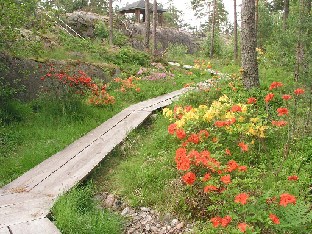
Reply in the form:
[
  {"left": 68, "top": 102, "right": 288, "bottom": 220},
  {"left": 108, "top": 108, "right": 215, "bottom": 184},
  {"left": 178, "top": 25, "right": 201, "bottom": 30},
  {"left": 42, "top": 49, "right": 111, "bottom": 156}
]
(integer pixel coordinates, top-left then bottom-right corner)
[
  {"left": 203, "top": 111, "right": 214, "bottom": 122},
  {"left": 211, "top": 101, "right": 222, "bottom": 109},
  {"left": 184, "top": 111, "right": 199, "bottom": 120},
  {"left": 163, "top": 108, "right": 169, "bottom": 116},
  {"left": 248, "top": 127, "right": 257, "bottom": 136},
  {"left": 199, "top": 105, "right": 208, "bottom": 110},
  {"left": 225, "top": 112, "right": 235, "bottom": 119},
  {"left": 251, "top": 140, "right": 255, "bottom": 144},
  {"left": 175, "top": 119, "right": 185, "bottom": 128},
  {"left": 241, "top": 104, "right": 248, "bottom": 113},
  {"left": 250, "top": 118, "right": 259, "bottom": 123},
  {"left": 175, "top": 106, "right": 183, "bottom": 114},
  {"left": 165, "top": 110, "right": 173, "bottom": 118},
  {"left": 218, "top": 95, "right": 229, "bottom": 102},
  {"left": 238, "top": 116, "right": 245, "bottom": 122}
]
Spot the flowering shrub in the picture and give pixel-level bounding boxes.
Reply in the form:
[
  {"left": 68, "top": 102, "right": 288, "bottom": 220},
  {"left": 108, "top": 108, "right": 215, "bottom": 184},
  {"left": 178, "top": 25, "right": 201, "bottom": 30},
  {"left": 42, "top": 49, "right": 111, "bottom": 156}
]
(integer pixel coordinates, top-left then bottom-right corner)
[{"left": 163, "top": 79, "right": 311, "bottom": 233}]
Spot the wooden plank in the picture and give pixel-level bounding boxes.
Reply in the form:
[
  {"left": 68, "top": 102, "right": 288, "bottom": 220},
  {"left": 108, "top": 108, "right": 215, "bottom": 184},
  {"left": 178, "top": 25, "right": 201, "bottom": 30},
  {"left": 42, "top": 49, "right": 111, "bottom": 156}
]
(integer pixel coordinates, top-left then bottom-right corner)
[
  {"left": 0, "top": 227, "right": 10, "bottom": 234},
  {"left": 0, "top": 197, "right": 53, "bottom": 227},
  {"left": 2, "top": 109, "right": 134, "bottom": 193},
  {"left": 9, "top": 218, "right": 61, "bottom": 234},
  {"left": 31, "top": 110, "right": 151, "bottom": 196},
  {"left": 0, "top": 192, "right": 54, "bottom": 208}
]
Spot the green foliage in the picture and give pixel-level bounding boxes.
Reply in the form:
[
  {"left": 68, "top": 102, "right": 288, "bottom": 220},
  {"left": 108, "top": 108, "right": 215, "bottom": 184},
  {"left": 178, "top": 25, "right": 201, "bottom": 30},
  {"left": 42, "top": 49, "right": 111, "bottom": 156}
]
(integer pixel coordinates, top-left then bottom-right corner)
[
  {"left": 52, "top": 183, "right": 124, "bottom": 234},
  {"left": 94, "top": 21, "right": 109, "bottom": 39},
  {"left": 112, "top": 31, "right": 129, "bottom": 47},
  {"left": 115, "top": 47, "right": 150, "bottom": 67}
]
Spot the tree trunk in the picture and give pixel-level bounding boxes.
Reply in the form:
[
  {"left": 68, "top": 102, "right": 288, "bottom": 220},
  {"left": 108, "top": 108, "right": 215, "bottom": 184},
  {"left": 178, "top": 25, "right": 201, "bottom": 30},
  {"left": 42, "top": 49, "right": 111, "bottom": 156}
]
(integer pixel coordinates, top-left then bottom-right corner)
[
  {"left": 210, "top": 0, "right": 217, "bottom": 58},
  {"left": 234, "top": 0, "right": 238, "bottom": 62},
  {"left": 294, "top": 0, "right": 311, "bottom": 82},
  {"left": 152, "top": 0, "right": 157, "bottom": 56},
  {"left": 283, "top": 0, "right": 289, "bottom": 30},
  {"left": 145, "top": 0, "right": 150, "bottom": 50},
  {"left": 241, "top": 0, "right": 259, "bottom": 89},
  {"left": 109, "top": 0, "right": 113, "bottom": 45}
]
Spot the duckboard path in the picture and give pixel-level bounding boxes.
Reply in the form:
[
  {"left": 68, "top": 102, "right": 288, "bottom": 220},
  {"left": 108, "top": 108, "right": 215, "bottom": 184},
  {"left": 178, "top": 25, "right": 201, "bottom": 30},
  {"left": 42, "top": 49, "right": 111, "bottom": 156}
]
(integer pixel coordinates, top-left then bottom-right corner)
[{"left": 0, "top": 87, "right": 191, "bottom": 234}]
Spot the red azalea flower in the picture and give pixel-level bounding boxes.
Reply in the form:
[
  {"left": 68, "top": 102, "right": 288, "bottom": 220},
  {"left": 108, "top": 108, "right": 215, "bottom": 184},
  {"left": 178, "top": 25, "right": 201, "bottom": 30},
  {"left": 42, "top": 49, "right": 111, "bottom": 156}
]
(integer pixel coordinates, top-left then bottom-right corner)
[
  {"left": 237, "top": 222, "right": 249, "bottom": 233},
  {"left": 238, "top": 142, "right": 248, "bottom": 152},
  {"left": 247, "top": 97, "right": 257, "bottom": 104},
  {"left": 210, "top": 216, "right": 222, "bottom": 227},
  {"left": 188, "top": 133, "right": 200, "bottom": 144},
  {"left": 225, "top": 148, "right": 232, "bottom": 156},
  {"left": 202, "top": 173, "right": 211, "bottom": 182},
  {"left": 288, "top": 175, "right": 299, "bottom": 181},
  {"left": 279, "top": 193, "right": 296, "bottom": 207},
  {"left": 184, "top": 105, "right": 193, "bottom": 112},
  {"left": 282, "top": 94, "right": 292, "bottom": 100},
  {"left": 176, "top": 129, "right": 186, "bottom": 139},
  {"left": 220, "top": 174, "right": 231, "bottom": 184},
  {"left": 199, "top": 129, "right": 209, "bottom": 138},
  {"left": 231, "top": 105, "right": 242, "bottom": 112},
  {"left": 272, "top": 120, "right": 288, "bottom": 127},
  {"left": 265, "top": 93, "right": 274, "bottom": 103},
  {"left": 294, "top": 88, "right": 305, "bottom": 95},
  {"left": 269, "top": 81, "right": 283, "bottom": 90},
  {"left": 235, "top": 193, "right": 250, "bottom": 205},
  {"left": 277, "top": 107, "right": 289, "bottom": 116},
  {"left": 227, "top": 160, "right": 239, "bottom": 172},
  {"left": 175, "top": 148, "right": 190, "bottom": 171},
  {"left": 182, "top": 172, "right": 196, "bottom": 185},
  {"left": 204, "top": 185, "right": 218, "bottom": 193},
  {"left": 221, "top": 216, "right": 232, "bottom": 227},
  {"left": 238, "top": 165, "right": 248, "bottom": 172},
  {"left": 269, "top": 213, "right": 280, "bottom": 224},
  {"left": 168, "top": 124, "right": 177, "bottom": 135}
]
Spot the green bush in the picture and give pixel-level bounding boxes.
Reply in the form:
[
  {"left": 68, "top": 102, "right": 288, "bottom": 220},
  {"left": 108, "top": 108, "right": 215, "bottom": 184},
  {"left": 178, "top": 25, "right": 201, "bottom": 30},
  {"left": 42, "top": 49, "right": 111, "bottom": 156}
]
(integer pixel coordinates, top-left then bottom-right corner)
[{"left": 94, "top": 21, "right": 109, "bottom": 39}]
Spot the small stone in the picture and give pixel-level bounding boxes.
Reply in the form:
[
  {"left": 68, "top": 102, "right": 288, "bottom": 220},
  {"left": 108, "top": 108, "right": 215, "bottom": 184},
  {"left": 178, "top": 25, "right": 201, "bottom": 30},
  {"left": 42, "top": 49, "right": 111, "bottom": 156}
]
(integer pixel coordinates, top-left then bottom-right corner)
[
  {"left": 104, "top": 194, "right": 115, "bottom": 208},
  {"left": 145, "top": 224, "right": 151, "bottom": 231},
  {"left": 140, "top": 207, "right": 150, "bottom": 212},
  {"left": 171, "top": 219, "right": 179, "bottom": 227},
  {"left": 176, "top": 222, "right": 184, "bottom": 230},
  {"left": 121, "top": 207, "right": 130, "bottom": 216}
]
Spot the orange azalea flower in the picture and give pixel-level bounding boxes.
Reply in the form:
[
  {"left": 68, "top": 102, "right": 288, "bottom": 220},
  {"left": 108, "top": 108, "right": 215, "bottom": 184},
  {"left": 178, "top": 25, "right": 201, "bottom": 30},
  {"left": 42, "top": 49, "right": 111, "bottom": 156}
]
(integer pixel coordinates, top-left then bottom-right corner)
[
  {"left": 184, "top": 105, "right": 193, "bottom": 112},
  {"left": 277, "top": 107, "right": 289, "bottom": 116},
  {"left": 231, "top": 105, "right": 242, "bottom": 112},
  {"left": 168, "top": 123, "right": 177, "bottom": 135},
  {"left": 235, "top": 193, "right": 249, "bottom": 205},
  {"left": 227, "top": 160, "right": 239, "bottom": 172},
  {"left": 175, "top": 148, "right": 190, "bottom": 171},
  {"left": 288, "top": 175, "right": 298, "bottom": 181},
  {"left": 204, "top": 185, "right": 218, "bottom": 193},
  {"left": 199, "top": 129, "right": 209, "bottom": 138},
  {"left": 279, "top": 193, "right": 296, "bottom": 207},
  {"left": 176, "top": 129, "right": 186, "bottom": 139},
  {"left": 221, "top": 216, "right": 232, "bottom": 227},
  {"left": 237, "top": 222, "right": 249, "bottom": 233},
  {"left": 294, "top": 88, "right": 305, "bottom": 95},
  {"left": 202, "top": 173, "right": 211, "bottom": 182},
  {"left": 238, "top": 165, "right": 248, "bottom": 172},
  {"left": 269, "top": 81, "right": 283, "bottom": 90},
  {"left": 220, "top": 174, "right": 231, "bottom": 184},
  {"left": 238, "top": 142, "right": 248, "bottom": 152},
  {"left": 269, "top": 213, "right": 280, "bottom": 224},
  {"left": 282, "top": 94, "right": 292, "bottom": 100},
  {"left": 212, "top": 137, "right": 218, "bottom": 143},
  {"left": 272, "top": 120, "right": 287, "bottom": 127},
  {"left": 247, "top": 97, "right": 257, "bottom": 104},
  {"left": 265, "top": 93, "right": 274, "bottom": 103},
  {"left": 225, "top": 148, "right": 232, "bottom": 156},
  {"left": 210, "top": 216, "right": 222, "bottom": 227},
  {"left": 188, "top": 133, "right": 200, "bottom": 144},
  {"left": 182, "top": 172, "right": 196, "bottom": 185}
]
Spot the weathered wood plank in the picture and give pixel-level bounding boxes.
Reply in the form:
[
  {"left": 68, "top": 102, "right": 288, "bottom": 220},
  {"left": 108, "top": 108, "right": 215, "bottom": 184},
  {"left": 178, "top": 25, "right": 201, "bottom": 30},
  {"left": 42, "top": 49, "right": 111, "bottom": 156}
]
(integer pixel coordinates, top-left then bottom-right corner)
[
  {"left": 0, "top": 227, "right": 10, "bottom": 234},
  {"left": 0, "top": 192, "right": 54, "bottom": 208},
  {"left": 9, "top": 218, "right": 60, "bottom": 234},
  {"left": 0, "top": 197, "right": 53, "bottom": 227},
  {"left": 31, "top": 110, "right": 151, "bottom": 196},
  {"left": 2, "top": 109, "right": 134, "bottom": 193}
]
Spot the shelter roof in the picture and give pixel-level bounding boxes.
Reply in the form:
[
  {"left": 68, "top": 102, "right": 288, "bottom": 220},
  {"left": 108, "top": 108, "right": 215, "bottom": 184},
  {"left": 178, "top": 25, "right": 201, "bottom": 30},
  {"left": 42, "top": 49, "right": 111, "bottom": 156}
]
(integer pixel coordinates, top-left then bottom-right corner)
[{"left": 118, "top": 0, "right": 166, "bottom": 13}]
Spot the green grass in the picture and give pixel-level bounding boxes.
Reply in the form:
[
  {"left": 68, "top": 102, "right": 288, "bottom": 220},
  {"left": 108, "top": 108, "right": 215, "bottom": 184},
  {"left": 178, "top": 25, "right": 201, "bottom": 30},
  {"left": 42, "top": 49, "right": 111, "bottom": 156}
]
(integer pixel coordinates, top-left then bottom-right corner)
[{"left": 51, "top": 183, "right": 125, "bottom": 234}]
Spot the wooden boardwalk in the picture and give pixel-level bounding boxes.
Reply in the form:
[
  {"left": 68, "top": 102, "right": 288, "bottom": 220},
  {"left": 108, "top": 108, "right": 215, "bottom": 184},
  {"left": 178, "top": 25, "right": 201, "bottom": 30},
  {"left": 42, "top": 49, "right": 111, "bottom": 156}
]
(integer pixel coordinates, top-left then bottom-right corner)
[{"left": 0, "top": 88, "right": 190, "bottom": 233}]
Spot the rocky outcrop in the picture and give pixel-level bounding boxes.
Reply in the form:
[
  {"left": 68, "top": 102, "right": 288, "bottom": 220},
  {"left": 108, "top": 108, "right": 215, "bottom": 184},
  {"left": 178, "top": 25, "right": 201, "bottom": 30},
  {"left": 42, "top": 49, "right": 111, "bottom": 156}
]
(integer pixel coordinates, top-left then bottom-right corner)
[
  {"left": 63, "top": 11, "right": 198, "bottom": 53},
  {"left": 124, "top": 23, "right": 199, "bottom": 54}
]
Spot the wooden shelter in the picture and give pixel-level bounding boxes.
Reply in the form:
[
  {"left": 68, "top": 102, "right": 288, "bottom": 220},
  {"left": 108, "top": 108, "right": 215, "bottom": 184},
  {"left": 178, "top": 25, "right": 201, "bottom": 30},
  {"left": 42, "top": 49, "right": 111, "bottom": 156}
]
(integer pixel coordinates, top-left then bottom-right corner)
[{"left": 118, "top": 0, "right": 166, "bottom": 25}]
